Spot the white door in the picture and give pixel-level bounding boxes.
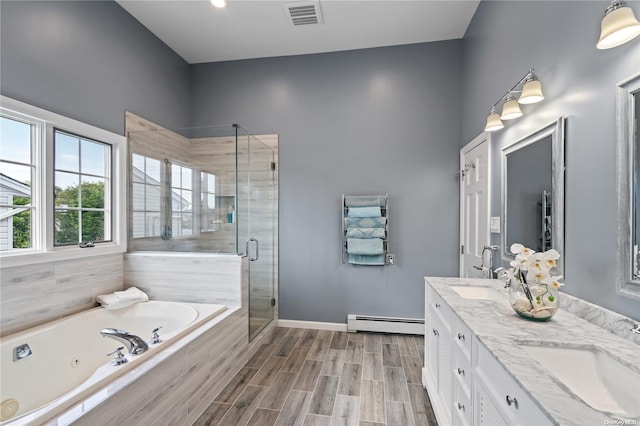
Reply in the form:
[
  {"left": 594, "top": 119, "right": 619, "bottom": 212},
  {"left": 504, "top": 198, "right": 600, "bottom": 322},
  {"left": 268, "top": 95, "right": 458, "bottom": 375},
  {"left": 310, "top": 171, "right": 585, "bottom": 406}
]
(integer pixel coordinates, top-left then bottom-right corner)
[{"left": 460, "top": 133, "right": 491, "bottom": 278}]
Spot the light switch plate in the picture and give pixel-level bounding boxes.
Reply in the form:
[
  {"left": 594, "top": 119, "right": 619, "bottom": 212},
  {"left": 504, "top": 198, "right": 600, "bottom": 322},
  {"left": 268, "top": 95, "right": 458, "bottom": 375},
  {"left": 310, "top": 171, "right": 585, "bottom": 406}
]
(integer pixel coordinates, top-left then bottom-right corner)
[{"left": 490, "top": 217, "right": 501, "bottom": 233}]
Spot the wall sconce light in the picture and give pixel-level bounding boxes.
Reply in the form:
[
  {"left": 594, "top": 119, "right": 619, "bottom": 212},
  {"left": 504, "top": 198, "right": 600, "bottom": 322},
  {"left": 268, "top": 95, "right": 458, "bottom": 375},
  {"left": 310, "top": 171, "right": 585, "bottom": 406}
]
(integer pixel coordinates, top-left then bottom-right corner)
[
  {"left": 597, "top": 0, "right": 640, "bottom": 49},
  {"left": 484, "top": 69, "right": 544, "bottom": 132}
]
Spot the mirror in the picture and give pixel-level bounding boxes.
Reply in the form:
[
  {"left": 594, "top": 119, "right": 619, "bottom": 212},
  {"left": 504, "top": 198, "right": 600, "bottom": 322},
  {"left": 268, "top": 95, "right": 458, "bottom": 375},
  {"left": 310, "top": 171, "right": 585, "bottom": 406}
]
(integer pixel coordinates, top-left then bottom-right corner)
[
  {"left": 616, "top": 73, "right": 640, "bottom": 300},
  {"left": 501, "top": 117, "right": 565, "bottom": 276}
]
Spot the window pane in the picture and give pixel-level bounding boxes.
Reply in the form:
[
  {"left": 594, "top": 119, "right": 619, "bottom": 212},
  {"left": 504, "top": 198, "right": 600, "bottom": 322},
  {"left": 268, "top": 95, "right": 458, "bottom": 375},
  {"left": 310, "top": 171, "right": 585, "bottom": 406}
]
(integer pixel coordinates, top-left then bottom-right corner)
[
  {"left": 81, "top": 176, "right": 105, "bottom": 209},
  {"left": 146, "top": 158, "right": 161, "bottom": 183},
  {"left": 172, "top": 215, "right": 181, "bottom": 235},
  {"left": 172, "top": 165, "right": 181, "bottom": 188},
  {"left": 82, "top": 210, "right": 105, "bottom": 242},
  {"left": 181, "top": 213, "right": 193, "bottom": 236},
  {"left": 146, "top": 184, "right": 161, "bottom": 211},
  {"left": 55, "top": 132, "right": 79, "bottom": 172},
  {"left": 132, "top": 212, "right": 145, "bottom": 238},
  {"left": 81, "top": 139, "right": 107, "bottom": 176},
  {"left": 55, "top": 210, "right": 79, "bottom": 245},
  {"left": 12, "top": 209, "right": 31, "bottom": 248},
  {"left": 182, "top": 190, "right": 192, "bottom": 211},
  {"left": 207, "top": 174, "right": 215, "bottom": 190},
  {"left": 0, "top": 162, "right": 32, "bottom": 205},
  {"left": 0, "top": 117, "right": 31, "bottom": 164},
  {"left": 55, "top": 172, "right": 79, "bottom": 207},
  {"left": 132, "top": 183, "right": 145, "bottom": 210},
  {"left": 146, "top": 212, "right": 160, "bottom": 236},
  {"left": 207, "top": 194, "right": 215, "bottom": 209},
  {"left": 182, "top": 167, "right": 192, "bottom": 190},
  {"left": 171, "top": 188, "right": 182, "bottom": 211},
  {"left": 132, "top": 154, "right": 145, "bottom": 182}
]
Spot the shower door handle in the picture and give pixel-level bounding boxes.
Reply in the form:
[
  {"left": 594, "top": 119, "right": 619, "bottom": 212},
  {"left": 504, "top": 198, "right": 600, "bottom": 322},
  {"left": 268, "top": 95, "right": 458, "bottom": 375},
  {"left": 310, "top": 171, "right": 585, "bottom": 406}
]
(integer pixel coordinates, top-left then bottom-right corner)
[{"left": 246, "top": 238, "right": 259, "bottom": 261}]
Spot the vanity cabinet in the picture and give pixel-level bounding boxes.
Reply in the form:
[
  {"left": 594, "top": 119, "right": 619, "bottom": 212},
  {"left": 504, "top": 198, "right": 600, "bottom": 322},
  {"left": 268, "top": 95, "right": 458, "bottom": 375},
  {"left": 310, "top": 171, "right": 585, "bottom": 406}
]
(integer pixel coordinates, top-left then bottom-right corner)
[
  {"left": 474, "top": 342, "right": 551, "bottom": 426},
  {"left": 424, "top": 285, "right": 453, "bottom": 425},
  {"left": 423, "top": 281, "right": 551, "bottom": 426}
]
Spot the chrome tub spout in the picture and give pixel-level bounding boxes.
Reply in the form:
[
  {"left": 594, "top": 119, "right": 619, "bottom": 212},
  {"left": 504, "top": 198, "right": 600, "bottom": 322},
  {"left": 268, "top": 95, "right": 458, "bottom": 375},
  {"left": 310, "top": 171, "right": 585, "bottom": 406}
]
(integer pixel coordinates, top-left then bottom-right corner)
[{"left": 100, "top": 328, "right": 149, "bottom": 355}]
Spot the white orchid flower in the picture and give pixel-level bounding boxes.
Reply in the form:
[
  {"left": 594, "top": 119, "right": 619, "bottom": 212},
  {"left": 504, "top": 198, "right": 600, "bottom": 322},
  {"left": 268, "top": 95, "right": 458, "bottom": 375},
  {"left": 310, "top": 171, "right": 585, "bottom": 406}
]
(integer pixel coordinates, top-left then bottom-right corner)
[
  {"left": 547, "top": 276, "right": 564, "bottom": 290},
  {"left": 540, "top": 249, "right": 560, "bottom": 269},
  {"left": 527, "top": 268, "right": 550, "bottom": 283},
  {"left": 510, "top": 243, "right": 524, "bottom": 254}
]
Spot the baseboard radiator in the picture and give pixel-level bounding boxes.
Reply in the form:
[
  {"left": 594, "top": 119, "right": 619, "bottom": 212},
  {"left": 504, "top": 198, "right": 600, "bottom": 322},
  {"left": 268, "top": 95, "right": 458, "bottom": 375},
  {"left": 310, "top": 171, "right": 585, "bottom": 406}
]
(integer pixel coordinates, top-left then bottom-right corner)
[{"left": 347, "top": 314, "right": 424, "bottom": 335}]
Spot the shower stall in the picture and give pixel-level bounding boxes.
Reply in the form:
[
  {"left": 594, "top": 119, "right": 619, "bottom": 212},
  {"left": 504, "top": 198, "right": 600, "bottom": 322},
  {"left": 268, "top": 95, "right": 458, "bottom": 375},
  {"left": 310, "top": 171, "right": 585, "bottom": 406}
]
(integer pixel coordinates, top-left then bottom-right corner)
[{"left": 127, "top": 123, "right": 277, "bottom": 340}]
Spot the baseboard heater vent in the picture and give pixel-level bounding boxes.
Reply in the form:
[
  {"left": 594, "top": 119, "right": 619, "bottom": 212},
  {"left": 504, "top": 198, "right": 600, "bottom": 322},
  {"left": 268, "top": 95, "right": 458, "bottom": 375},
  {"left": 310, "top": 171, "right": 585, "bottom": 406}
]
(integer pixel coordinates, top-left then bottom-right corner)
[{"left": 347, "top": 314, "right": 424, "bottom": 335}]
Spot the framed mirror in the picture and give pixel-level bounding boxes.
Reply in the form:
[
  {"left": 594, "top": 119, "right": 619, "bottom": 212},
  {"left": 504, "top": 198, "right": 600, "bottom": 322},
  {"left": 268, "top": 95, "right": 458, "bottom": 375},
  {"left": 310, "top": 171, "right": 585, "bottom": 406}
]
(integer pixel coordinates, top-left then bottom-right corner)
[
  {"left": 501, "top": 117, "right": 565, "bottom": 276},
  {"left": 616, "top": 73, "right": 640, "bottom": 301}
]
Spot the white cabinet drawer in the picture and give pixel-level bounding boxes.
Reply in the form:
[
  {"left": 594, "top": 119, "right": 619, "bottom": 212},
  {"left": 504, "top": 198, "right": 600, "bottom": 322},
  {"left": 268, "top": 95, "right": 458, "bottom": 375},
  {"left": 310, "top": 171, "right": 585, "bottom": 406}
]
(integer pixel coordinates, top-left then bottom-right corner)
[
  {"left": 454, "top": 316, "right": 473, "bottom": 359},
  {"left": 453, "top": 378, "right": 472, "bottom": 426},
  {"left": 475, "top": 342, "right": 552, "bottom": 426},
  {"left": 428, "top": 285, "right": 452, "bottom": 327},
  {"left": 454, "top": 347, "right": 472, "bottom": 395}
]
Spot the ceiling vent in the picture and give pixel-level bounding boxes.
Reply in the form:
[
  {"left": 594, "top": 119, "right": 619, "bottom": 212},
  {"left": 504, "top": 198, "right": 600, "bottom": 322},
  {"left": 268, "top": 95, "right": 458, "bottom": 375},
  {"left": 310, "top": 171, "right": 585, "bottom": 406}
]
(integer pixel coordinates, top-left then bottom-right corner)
[{"left": 283, "top": 1, "right": 324, "bottom": 27}]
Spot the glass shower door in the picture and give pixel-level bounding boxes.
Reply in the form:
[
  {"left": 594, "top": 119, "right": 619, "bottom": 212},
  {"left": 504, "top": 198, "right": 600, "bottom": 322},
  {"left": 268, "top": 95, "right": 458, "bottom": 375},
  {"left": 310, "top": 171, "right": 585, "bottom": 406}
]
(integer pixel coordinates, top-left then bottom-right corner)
[{"left": 240, "top": 131, "right": 275, "bottom": 341}]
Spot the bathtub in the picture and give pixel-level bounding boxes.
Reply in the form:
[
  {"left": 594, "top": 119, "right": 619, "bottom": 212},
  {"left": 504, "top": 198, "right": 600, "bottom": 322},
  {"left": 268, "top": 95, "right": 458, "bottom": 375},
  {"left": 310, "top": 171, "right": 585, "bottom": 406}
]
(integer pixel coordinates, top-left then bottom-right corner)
[{"left": 0, "top": 301, "right": 227, "bottom": 425}]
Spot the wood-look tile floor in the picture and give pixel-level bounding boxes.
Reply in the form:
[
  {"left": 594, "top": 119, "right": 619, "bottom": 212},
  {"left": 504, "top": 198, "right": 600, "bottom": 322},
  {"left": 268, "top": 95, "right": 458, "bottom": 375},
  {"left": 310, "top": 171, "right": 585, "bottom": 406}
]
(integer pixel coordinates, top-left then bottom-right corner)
[{"left": 195, "top": 327, "right": 437, "bottom": 426}]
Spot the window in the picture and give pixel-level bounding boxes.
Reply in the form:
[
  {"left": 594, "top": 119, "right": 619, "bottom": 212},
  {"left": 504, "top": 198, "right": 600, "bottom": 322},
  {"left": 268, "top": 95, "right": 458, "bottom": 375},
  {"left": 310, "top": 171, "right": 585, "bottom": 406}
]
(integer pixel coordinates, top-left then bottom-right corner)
[
  {"left": 54, "top": 130, "right": 111, "bottom": 245},
  {"left": 131, "top": 154, "right": 162, "bottom": 238},
  {"left": 200, "top": 172, "right": 216, "bottom": 232},
  {"left": 171, "top": 163, "right": 193, "bottom": 237},
  {"left": 0, "top": 96, "right": 126, "bottom": 267},
  {"left": 0, "top": 116, "right": 35, "bottom": 251}
]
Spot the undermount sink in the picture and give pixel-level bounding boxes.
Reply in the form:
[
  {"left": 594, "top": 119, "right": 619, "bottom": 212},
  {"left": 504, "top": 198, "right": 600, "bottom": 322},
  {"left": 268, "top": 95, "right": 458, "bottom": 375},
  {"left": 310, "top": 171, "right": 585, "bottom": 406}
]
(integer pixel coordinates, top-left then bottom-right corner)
[
  {"left": 450, "top": 286, "right": 500, "bottom": 300},
  {"left": 520, "top": 344, "right": 640, "bottom": 417}
]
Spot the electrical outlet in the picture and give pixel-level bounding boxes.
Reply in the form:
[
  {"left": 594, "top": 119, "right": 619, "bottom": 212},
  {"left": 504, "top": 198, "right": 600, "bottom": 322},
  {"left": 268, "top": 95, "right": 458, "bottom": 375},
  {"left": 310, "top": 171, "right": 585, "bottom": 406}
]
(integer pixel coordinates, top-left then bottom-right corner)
[{"left": 386, "top": 254, "right": 395, "bottom": 265}]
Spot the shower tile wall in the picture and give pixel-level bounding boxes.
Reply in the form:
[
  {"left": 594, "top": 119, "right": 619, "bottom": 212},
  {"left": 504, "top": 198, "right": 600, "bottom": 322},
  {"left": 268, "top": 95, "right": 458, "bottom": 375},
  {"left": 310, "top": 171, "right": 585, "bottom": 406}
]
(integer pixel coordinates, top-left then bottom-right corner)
[{"left": 0, "top": 254, "right": 123, "bottom": 337}]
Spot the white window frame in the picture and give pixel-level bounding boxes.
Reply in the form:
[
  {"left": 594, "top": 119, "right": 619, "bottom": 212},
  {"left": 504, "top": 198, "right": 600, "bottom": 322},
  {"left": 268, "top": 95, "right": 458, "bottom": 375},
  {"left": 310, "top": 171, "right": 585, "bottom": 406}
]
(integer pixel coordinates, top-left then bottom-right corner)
[
  {"left": 0, "top": 96, "right": 127, "bottom": 268},
  {"left": 169, "top": 161, "right": 196, "bottom": 238}
]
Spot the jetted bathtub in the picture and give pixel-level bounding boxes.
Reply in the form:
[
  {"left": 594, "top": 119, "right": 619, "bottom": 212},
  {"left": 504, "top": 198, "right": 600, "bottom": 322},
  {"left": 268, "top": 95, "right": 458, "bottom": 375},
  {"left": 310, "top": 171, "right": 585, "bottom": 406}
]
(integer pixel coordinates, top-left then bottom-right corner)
[{"left": 0, "top": 301, "right": 227, "bottom": 425}]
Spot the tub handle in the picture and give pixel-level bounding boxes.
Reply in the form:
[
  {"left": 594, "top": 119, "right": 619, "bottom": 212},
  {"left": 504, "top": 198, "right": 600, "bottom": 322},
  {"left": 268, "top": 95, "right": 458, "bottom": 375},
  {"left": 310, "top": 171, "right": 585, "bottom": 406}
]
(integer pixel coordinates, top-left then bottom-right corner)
[
  {"left": 150, "top": 326, "right": 163, "bottom": 345},
  {"left": 107, "top": 347, "right": 128, "bottom": 366}
]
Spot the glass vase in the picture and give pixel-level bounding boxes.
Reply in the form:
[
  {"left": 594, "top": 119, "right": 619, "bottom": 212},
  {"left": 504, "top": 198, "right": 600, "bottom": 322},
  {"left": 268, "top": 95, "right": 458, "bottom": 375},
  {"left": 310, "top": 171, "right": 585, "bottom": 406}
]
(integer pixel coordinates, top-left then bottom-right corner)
[{"left": 509, "top": 279, "right": 559, "bottom": 321}]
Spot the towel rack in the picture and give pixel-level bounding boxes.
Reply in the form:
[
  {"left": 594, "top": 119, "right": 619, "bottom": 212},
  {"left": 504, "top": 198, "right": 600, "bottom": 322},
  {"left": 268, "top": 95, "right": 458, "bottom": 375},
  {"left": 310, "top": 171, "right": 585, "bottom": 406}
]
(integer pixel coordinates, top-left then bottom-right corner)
[{"left": 342, "top": 194, "right": 390, "bottom": 265}]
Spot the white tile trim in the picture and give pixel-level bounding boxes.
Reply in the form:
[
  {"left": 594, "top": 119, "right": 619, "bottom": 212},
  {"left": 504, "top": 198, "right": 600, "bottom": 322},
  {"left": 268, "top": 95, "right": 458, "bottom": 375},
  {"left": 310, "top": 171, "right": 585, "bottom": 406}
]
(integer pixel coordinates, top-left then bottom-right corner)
[{"left": 278, "top": 319, "right": 348, "bottom": 332}]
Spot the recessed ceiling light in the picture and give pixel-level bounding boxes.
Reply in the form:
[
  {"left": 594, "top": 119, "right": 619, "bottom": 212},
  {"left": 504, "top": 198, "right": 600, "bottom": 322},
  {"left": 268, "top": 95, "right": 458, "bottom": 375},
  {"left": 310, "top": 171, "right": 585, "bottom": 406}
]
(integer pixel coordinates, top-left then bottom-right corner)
[{"left": 211, "top": 0, "right": 226, "bottom": 8}]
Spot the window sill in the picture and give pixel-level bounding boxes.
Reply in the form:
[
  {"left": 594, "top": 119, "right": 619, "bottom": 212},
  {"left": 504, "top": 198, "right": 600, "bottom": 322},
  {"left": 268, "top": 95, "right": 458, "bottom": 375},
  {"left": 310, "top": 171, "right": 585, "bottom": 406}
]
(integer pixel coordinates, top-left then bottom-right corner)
[{"left": 0, "top": 243, "right": 126, "bottom": 269}]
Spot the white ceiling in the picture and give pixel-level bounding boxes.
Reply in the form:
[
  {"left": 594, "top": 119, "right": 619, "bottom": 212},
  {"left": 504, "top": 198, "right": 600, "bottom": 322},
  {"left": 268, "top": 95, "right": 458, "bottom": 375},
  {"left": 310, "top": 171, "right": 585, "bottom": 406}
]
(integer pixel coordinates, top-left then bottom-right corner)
[{"left": 116, "top": 0, "right": 480, "bottom": 64}]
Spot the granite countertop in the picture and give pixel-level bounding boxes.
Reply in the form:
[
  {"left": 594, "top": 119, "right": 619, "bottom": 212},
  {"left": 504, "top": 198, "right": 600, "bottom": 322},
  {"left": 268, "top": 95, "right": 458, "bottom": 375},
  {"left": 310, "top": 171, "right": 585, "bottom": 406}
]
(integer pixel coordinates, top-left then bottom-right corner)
[{"left": 425, "top": 277, "right": 640, "bottom": 426}]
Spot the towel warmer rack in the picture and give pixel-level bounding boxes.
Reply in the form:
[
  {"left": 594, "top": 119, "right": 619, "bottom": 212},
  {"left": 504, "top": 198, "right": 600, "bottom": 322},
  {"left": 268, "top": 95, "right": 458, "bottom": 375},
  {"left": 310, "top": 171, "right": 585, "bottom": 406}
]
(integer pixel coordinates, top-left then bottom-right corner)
[{"left": 342, "top": 194, "right": 390, "bottom": 265}]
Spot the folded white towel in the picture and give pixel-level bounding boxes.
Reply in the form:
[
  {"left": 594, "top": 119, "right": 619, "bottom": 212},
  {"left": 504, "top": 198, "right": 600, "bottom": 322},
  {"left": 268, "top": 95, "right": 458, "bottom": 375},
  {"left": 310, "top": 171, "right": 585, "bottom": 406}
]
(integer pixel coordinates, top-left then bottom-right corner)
[{"left": 97, "top": 286, "right": 149, "bottom": 310}]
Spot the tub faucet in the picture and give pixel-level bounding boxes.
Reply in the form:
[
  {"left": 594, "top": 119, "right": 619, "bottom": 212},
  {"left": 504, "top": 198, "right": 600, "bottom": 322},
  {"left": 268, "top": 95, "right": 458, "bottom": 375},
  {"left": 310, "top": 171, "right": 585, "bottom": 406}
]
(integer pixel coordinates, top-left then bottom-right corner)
[{"left": 100, "top": 328, "right": 149, "bottom": 355}]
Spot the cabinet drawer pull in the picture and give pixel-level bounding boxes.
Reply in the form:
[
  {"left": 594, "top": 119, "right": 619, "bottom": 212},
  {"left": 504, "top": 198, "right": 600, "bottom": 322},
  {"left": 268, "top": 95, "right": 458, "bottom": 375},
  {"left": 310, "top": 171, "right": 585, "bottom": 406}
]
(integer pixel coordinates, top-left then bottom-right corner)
[
  {"left": 457, "top": 402, "right": 465, "bottom": 411},
  {"left": 506, "top": 395, "right": 518, "bottom": 408},
  {"left": 435, "top": 303, "right": 441, "bottom": 308},
  {"left": 432, "top": 328, "right": 439, "bottom": 336},
  {"left": 457, "top": 367, "right": 465, "bottom": 376},
  {"left": 457, "top": 333, "right": 465, "bottom": 341}
]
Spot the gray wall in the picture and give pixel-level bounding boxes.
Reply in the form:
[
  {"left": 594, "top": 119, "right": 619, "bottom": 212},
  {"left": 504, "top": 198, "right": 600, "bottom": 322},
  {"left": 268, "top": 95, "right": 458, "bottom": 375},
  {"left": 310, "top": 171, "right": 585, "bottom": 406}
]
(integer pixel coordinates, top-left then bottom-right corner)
[
  {"left": 191, "top": 41, "right": 463, "bottom": 323},
  {"left": 0, "top": 0, "right": 190, "bottom": 135},
  {"left": 462, "top": 1, "right": 640, "bottom": 320}
]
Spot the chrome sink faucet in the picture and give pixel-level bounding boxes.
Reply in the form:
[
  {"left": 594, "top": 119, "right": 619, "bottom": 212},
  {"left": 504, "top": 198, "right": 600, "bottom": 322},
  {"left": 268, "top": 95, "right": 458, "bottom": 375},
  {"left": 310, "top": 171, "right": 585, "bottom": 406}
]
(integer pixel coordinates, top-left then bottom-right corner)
[
  {"left": 630, "top": 323, "right": 640, "bottom": 335},
  {"left": 101, "top": 328, "right": 149, "bottom": 355}
]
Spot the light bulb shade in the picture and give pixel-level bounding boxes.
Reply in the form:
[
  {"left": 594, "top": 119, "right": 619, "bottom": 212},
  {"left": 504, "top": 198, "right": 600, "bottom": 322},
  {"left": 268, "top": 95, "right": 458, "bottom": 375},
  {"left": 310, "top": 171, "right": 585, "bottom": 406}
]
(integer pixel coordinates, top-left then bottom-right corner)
[
  {"left": 501, "top": 99, "right": 523, "bottom": 120},
  {"left": 597, "top": 6, "right": 640, "bottom": 49},
  {"left": 518, "top": 80, "right": 544, "bottom": 104},
  {"left": 485, "top": 113, "right": 504, "bottom": 131},
  {"left": 211, "top": 0, "right": 226, "bottom": 7}
]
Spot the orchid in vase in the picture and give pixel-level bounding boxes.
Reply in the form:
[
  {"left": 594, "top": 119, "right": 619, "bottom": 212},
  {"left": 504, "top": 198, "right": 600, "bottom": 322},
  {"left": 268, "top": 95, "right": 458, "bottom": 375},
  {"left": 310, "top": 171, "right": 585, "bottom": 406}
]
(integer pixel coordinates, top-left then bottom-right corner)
[{"left": 505, "top": 243, "right": 563, "bottom": 321}]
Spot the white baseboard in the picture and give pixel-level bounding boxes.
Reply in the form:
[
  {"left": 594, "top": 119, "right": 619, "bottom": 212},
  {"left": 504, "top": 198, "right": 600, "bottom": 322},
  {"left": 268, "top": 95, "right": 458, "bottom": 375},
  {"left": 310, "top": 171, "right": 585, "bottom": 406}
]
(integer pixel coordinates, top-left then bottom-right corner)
[{"left": 278, "top": 319, "right": 348, "bottom": 332}]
